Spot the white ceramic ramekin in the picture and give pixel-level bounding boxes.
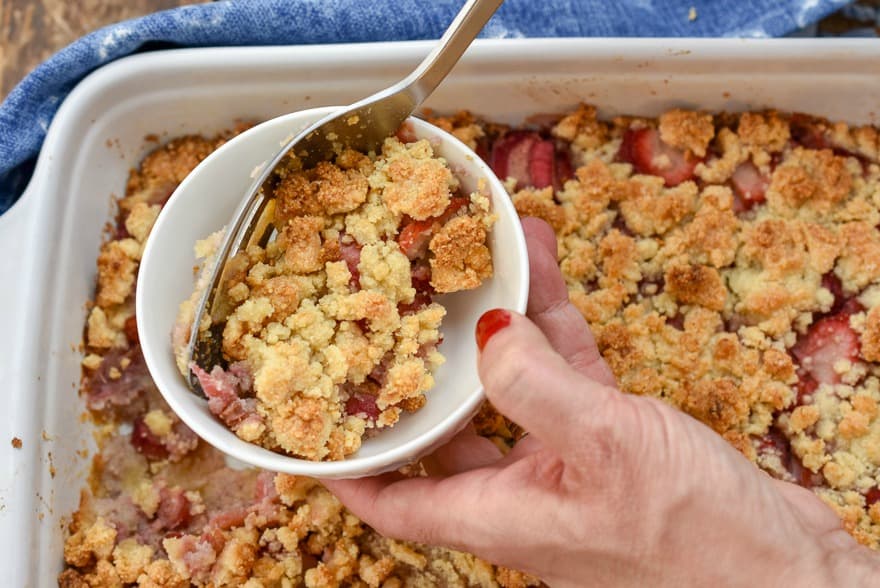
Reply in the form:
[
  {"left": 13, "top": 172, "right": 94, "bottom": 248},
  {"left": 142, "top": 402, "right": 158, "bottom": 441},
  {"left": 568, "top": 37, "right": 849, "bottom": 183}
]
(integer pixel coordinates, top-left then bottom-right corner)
[{"left": 137, "top": 107, "right": 529, "bottom": 479}]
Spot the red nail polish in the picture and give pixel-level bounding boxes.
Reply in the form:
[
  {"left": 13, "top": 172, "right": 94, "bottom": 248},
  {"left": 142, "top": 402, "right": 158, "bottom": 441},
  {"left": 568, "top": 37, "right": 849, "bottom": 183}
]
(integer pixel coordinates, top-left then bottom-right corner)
[{"left": 475, "top": 309, "right": 512, "bottom": 351}]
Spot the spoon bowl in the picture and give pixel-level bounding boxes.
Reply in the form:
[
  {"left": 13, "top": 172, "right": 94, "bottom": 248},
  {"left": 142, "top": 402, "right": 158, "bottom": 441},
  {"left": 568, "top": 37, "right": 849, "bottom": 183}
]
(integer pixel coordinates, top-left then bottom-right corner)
[{"left": 137, "top": 107, "right": 528, "bottom": 478}]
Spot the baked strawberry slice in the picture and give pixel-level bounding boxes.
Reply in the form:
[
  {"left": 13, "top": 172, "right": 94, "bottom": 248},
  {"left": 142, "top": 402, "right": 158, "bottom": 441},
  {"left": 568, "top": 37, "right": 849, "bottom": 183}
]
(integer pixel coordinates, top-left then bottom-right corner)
[
  {"left": 395, "top": 122, "right": 417, "bottom": 143},
  {"left": 254, "top": 470, "right": 279, "bottom": 503},
  {"left": 793, "top": 368, "right": 818, "bottom": 406},
  {"left": 555, "top": 148, "right": 574, "bottom": 189},
  {"left": 818, "top": 273, "right": 864, "bottom": 318},
  {"left": 730, "top": 161, "right": 769, "bottom": 213},
  {"left": 115, "top": 224, "right": 132, "bottom": 240},
  {"left": 131, "top": 415, "right": 170, "bottom": 461},
  {"left": 528, "top": 139, "right": 556, "bottom": 189},
  {"left": 410, "top": 260, "right": 432, "bottom": 285},
  {"left": 397, "top": 196, "right": 469, "bottom": 260},
  {"left": 123, "top": 315, "right": 139, "bottom": 346},
  {"left": 399, "top": 263, "right": 434, "bottom": 315},
  {"left": 200, "top": 528, "right": 227, "bottom": 554},
  {"left": 155, "top": 487, "right": 192, "bottom": 532},
  {"left": 345, "top": 392, "right": 380, "bottom": 421},
  {"left": 440, "top": 196, "right": 469, "bottom": 219},
  {"left": 757, "top": 429, "right": 824, "bottom": 487},
  {"left": 339, "top": 241, "right": 362, "bottom": 288},
  {"left": 490, "top": 131, "right": 573, "bottom": 191},
  {"left": 490, "top": 131, "right": 539, "bottom": 189},
  {"left": 791, "top": 312, "right": 861, "bottom": 388},
  {"left": 821, "top": 273, "right": 845, "bottom": 315},
  {"left": 206, "top": 508, "right": 248, "bottom": 532},
  {"left": 617, "top": 127, "right": 698, "bottom": 187},
  {"left": 789, "top": 114, "right": 829, "bottom": 150},
  {"left": 398, "top": 220, "right": 435, "bottom": 260},
  {"left": 474, "top": 137, "right": 491, "bottom": 163},
  {"left": 789, "top": 114, "right": 870, "bottom": 173}
]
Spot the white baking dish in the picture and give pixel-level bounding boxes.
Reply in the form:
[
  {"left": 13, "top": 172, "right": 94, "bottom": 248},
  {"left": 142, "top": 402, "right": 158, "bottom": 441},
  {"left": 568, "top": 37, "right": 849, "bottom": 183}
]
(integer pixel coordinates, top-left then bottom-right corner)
[{"left": 3, "top": 38, "right": 880, "bottom": 587}]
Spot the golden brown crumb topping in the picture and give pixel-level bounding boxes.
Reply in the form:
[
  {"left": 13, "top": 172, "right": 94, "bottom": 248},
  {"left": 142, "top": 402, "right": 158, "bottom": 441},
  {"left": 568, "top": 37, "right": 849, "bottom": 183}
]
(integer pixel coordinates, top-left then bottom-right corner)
[
  {"left": 429, "top": 215, "right": 493, "bottom": 293},
  {"left": 658, "top": 109, "right": 715, "bottom": 158}
]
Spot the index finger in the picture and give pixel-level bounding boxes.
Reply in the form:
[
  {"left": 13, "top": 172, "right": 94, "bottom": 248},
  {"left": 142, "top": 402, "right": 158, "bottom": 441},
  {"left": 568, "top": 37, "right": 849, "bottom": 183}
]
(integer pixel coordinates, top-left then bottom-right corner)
[{"left": 521, "top": 217, "right": 617, "bottom": 387}]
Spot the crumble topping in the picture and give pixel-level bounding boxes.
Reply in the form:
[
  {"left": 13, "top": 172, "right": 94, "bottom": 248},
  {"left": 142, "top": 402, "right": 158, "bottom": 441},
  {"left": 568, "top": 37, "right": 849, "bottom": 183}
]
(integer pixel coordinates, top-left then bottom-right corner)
[
  {"left": 430, "top": 104, "right": 880, "bottom": 550},
  {"left": 658, "top": 108, "right": 714, "bottom": 158},
  {"left": 65, "top": 102, "right": 880, "bottom": 586},
  {"left": 378, "top": 138, "right": 454, "bottom": 220},
  {"left": 428, "top": 215, "right": 493, "bottom": 293},
  {"left": 176, "top": 137, "right": 494, "bottom": 461}
]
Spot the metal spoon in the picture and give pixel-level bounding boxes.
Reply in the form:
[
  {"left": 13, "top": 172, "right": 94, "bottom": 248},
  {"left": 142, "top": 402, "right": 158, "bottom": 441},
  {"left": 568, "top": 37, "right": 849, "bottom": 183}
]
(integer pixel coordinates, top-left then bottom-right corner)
[{"left": 184, "top": 0, "right": 504, "bottom": 393}]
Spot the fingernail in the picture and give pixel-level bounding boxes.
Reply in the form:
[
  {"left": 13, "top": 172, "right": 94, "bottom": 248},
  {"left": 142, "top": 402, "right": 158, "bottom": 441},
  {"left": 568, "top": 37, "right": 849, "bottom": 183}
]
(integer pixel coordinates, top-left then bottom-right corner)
[{"left": 475, "top": 309, "right": 512, "bottom": 351}]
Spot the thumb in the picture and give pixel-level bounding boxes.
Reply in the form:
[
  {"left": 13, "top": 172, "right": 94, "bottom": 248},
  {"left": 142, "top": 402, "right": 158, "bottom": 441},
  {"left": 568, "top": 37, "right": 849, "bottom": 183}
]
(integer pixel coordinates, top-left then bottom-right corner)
[{"left": 476, "top": 309, "right": 620, "bottom": 454}]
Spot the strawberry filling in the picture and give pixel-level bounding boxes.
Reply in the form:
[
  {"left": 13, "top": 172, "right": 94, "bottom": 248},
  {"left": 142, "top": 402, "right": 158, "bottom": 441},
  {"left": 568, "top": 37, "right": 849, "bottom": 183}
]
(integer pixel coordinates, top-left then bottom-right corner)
[
  {"left": 398, "top": 220, "right": 436, "bottom": 261},
  {"left": 131, "top": 416, "right": 170, "bottom": 461},
  {"left": 84, "top": 347, "right": 153, "bottom": 414},
  {"left": 254, "top": 470, "right": 278, "bottom": 503},
  {"left": 195, "top": 194, "right": 466, "bottom": 429},
  {"left": 789, "top": 114, "right": 830, "bottom": 150},
  {"left": 790, "top": 307, "right": 862, "bottom": 403},
  {"left": 345, "top": 392, "right": 381, "bottom": 421},
  {"left": 171, "top": 535, "right": 216, "bottom": 582},
  {"left": 154, "top": 487, "right": 192, "bottom": 532},
  {"left": 123, "top": 315, "right": 140, "bottom": 346},
  {"left": 191, "top": 363, "right": 263, "bottom": 435},
  {"left": 339, "top": 241, "right": 362, "bottom": 289},
  {"left": 730, "top": 161, "right": 769, "bottom": 213},
  {"left": 394, "top": 122, "right": 417, "bottom": 144},
  {"left": 555, "top": 148, "right": 574, "bottom": 187},
  {"left": 528, "top": 139, "right": 556, "bottom": 189},
  {"left": 206, "top": 509, "right": 248, "bottom": 533},
  {"left": 343, "top": 355, "right": 393, "bottom": 421},
  {"left": 398, "top": 196, "right": 469, "bottom": 261},
  {"left": 758, "top": 429, "right": 824, "bottom": 488},
  {"left": 489, "top": 131, "right": 572, "bottom": 191},
  {"left": 821, "top": 273, "right": 846, "bottom": 316},
  {"left": 617, "top": 127, "right": 699, "bottom": 187},
  {"left": 398, "top": 261, "right": 434, "bottom": 315},
  {"left": 114, "top": 224, "right": 132, "bottom": 240},
  {"left": 789, "top": 113, "right": 871, "bottom": 173}
]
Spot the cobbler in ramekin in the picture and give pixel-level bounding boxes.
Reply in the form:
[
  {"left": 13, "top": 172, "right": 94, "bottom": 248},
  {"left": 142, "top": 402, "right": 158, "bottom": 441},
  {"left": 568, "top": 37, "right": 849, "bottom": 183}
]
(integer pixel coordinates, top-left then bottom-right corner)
[{"left": 174, "top": 137, "right": 494, "bottom": 461}]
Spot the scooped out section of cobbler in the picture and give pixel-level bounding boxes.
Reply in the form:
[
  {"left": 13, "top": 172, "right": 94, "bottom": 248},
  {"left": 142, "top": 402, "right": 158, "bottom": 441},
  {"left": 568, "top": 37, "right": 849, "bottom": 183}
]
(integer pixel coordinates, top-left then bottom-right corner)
[{"left": 174, "top": 137, "right": 495, "bottom": 461}]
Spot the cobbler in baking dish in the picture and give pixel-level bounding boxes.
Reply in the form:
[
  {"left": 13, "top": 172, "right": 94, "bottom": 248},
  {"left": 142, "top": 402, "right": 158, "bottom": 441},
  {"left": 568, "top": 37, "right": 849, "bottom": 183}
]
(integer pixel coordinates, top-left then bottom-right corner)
[
  {"left": 173, "top": 137, "right": 494, "bottom": 461},
  {"left": 61, "top": 104, "right": 880, "bottom": 586}
]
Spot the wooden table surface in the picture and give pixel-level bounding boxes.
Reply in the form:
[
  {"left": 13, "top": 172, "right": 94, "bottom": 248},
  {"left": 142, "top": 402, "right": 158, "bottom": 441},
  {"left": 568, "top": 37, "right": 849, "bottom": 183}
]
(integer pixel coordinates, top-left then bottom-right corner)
[
  {"left": 0, "top": 0, "right": 202, "bottom": 98},
  {"left": 1, "top": 1, "right": 878, "bottom": 100}
]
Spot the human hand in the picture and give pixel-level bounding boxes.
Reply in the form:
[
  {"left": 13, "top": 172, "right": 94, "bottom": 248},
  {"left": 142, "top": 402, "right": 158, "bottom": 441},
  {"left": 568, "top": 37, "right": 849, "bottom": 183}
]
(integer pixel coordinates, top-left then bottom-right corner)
[{"left": 325, "top": 218, "right": 880, "bottom": 587}]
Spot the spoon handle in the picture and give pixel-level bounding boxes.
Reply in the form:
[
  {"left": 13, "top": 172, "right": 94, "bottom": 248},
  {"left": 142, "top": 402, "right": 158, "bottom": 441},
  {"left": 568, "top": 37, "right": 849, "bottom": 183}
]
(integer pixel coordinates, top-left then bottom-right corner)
[{"left": 402, "top": 0, "right": 504, "bottom": 104}]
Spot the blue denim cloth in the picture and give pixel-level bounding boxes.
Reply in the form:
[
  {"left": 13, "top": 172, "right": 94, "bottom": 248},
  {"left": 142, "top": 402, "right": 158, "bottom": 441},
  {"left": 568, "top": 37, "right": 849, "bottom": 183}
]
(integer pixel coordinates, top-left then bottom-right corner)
[{"left": 0, "top": 0, "right": 852, "bottom": 213}]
